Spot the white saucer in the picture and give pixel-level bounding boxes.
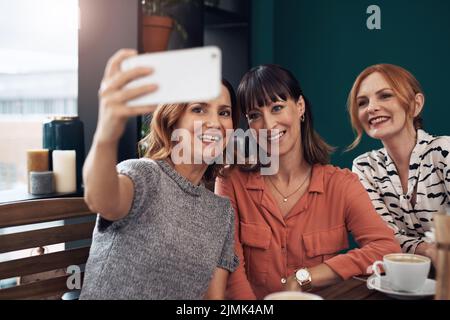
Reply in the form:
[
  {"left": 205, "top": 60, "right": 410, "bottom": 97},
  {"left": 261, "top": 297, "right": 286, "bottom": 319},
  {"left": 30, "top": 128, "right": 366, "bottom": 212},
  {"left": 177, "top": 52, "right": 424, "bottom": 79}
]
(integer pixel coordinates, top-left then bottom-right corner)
[{"left": 367, "top": 275, "right": 435, "bottom": 300}]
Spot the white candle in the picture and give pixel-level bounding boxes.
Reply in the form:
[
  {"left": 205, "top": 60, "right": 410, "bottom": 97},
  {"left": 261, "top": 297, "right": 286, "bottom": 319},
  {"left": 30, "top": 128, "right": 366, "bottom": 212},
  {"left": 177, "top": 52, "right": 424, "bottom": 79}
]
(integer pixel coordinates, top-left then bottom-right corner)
[{"left": 52, "top": 150, "right": 76, "bottom": 193}]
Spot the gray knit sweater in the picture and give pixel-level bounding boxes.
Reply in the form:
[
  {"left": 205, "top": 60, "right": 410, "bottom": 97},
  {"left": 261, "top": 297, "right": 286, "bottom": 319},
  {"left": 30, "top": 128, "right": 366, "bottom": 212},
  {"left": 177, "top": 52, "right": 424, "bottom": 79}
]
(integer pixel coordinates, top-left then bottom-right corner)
[{"left": 80, "top": 159, "right": 238, "bottom": 300}]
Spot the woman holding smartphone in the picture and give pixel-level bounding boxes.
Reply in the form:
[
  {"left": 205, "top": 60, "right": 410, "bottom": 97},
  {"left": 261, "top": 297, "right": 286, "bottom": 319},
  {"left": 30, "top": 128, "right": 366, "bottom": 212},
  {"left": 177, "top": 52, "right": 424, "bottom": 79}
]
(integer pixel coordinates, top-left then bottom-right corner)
[
  {"left": 215, "top": 64, "right": 400, "bottom": 300},
  {"left": 348, "top": 64, "right": 450, "bottom": 265},
  {"left": 80, "top": 49, "right": 239, "bottom": 300}
]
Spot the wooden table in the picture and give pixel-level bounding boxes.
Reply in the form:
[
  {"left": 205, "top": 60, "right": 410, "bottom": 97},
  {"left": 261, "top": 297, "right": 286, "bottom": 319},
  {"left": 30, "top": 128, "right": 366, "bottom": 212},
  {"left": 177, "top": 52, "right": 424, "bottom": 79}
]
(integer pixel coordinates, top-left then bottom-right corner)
[
  {"left": 314, "top": 271, "right": 437, "bottom": 300},
  {"left": 314, "top": 277, "right": 395, "bottom": 300}
]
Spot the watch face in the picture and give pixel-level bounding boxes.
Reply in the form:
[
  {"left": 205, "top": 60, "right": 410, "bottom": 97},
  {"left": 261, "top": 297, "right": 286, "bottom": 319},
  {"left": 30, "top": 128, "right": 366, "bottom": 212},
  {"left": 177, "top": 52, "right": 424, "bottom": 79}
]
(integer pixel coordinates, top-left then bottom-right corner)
[{"left": 296, "top": 269, "right": 310, "bottom": 281}]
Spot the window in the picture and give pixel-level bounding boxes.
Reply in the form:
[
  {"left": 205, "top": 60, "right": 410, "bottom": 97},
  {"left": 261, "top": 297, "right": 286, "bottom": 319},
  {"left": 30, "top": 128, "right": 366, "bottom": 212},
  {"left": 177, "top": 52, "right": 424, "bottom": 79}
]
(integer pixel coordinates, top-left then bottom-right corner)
[
  {"left": 0, "top": 0, "right": 79, "bottom": 288},
  {"left": 0, "top": 0, "right": 79, "bottom": 193}
]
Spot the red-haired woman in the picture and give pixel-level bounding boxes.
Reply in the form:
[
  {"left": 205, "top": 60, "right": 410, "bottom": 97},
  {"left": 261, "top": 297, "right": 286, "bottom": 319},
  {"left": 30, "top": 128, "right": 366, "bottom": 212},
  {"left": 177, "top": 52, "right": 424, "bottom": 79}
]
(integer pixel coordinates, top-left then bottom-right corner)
[{"left": 348, "top": 64, "right": 450, "bottom": 266}]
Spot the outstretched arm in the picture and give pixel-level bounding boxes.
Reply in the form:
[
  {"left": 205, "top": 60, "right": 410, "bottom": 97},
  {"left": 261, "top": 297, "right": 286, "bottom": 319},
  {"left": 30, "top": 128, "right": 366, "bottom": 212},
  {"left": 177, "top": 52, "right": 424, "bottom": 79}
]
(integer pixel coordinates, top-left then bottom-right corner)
[{"left": 83, "top": 49, "right": 158, "bottom": 221}]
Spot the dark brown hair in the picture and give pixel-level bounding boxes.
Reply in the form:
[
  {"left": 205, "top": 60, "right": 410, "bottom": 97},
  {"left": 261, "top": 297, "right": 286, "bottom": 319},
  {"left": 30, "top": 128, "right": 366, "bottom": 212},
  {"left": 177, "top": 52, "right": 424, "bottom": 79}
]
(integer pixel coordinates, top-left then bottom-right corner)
[{"left": 237, "top": 64, "right": 334, "bottom": 169}]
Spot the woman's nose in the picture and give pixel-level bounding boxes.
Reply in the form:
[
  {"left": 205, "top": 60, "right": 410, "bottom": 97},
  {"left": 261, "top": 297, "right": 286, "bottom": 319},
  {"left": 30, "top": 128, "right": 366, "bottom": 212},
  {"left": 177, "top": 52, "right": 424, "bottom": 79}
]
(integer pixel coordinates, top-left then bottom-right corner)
[
  {"left": 205, "top": 113, "right": 220, "bottom": 128},
  {"left": 367, "top": 100, "right": 380, "bottom": 113},
  {"left": 263, "top": 115, "right": 276, "bottom": 130}
]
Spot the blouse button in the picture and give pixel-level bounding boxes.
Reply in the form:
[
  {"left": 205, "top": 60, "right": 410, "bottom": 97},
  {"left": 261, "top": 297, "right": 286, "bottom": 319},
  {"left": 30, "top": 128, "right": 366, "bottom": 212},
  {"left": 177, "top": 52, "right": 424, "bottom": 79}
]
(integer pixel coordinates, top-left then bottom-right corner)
[{"left": 281, "top": 278, "right": 287, "bottom": 284}]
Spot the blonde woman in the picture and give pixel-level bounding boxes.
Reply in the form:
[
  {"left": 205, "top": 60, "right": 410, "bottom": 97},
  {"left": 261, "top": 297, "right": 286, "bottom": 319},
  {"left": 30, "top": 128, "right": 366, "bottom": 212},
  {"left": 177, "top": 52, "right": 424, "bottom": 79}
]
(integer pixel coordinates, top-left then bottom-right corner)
[
  {"left": 80, "top": 49, "right": 240, "bottom": 300},
  {"left": 348, "top": 64, "right": 450, "bottom": 265}
]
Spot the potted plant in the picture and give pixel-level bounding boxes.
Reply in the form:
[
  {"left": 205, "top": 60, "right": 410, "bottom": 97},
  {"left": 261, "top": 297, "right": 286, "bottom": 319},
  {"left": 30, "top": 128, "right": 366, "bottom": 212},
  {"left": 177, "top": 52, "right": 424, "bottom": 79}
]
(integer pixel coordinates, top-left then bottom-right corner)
[{"left": 141, "top": 0, "right": 191, "bottom": 52}]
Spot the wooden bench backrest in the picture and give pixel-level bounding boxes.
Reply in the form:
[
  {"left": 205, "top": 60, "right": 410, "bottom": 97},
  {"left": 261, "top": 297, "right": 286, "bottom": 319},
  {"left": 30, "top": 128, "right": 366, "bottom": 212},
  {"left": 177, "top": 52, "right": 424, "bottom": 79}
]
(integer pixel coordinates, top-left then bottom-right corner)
[{"left": 0, "top": 197, "right": 96, "bottom": 299}]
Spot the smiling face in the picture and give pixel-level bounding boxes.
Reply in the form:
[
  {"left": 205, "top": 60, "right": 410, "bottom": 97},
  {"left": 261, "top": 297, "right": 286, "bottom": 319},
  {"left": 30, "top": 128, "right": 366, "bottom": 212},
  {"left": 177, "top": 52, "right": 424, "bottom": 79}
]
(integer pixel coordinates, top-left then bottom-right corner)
[
  {"left": 356, "top": 72, "right": 416, "bottom": 142},
  {"left": 246, "top": 96, "right": 305, "bottom": 157},
  {"left": 173, "top": 84, "right": 234, "bottom": 164}
]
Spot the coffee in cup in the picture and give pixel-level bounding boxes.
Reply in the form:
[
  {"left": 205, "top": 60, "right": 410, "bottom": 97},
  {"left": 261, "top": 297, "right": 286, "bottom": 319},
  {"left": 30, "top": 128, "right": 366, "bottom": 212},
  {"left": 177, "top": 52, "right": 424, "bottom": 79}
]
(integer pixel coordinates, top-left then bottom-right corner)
[{"left": 372, "top": 253, "right": 431, "bottom": 292}]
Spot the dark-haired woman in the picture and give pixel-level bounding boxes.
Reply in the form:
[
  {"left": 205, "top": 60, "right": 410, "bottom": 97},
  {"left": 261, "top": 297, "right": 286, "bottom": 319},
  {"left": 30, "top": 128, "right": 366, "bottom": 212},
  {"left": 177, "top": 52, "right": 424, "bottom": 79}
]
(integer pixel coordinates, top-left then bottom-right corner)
[{"left": 215, "top": 64, "right": 400, "bottom": 300}]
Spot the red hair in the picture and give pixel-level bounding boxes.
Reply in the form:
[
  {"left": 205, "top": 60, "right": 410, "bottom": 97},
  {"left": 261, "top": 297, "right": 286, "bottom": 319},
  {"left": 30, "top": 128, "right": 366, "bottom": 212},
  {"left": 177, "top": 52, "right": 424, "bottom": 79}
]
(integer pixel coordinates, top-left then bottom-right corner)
[{"left": 347, "top": 64, "right": 424, "bottom": 150}]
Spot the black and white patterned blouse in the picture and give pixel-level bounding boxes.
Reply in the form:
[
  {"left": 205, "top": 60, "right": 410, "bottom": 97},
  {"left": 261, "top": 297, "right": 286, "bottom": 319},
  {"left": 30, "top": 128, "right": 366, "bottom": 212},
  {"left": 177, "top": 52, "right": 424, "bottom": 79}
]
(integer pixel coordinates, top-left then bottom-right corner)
[{"left": 352, "top": 129, "right": 450, "bottom": 254}]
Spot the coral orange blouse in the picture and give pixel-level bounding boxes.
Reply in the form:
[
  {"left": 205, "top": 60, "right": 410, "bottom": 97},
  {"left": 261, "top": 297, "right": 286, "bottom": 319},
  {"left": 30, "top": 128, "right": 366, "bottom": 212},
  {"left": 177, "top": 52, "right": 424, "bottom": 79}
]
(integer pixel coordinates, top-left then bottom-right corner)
[{"left": 215, "top": 164, "right": 401, "bottom": 300}]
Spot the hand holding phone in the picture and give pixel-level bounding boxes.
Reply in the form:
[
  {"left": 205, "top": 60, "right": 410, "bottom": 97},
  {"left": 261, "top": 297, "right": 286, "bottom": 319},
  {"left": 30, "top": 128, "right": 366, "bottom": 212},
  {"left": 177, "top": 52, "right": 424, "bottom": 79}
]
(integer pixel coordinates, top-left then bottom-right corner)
[{"left": 95, "top": 49, "right": 158, "bottom": 144}]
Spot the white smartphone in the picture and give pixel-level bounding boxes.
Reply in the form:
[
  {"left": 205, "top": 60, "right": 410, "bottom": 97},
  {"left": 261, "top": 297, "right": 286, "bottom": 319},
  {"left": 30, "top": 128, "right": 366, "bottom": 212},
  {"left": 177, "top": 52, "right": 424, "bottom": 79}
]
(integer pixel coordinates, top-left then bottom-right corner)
[{"left": 120, "top": 46, "right": 222, "bottom": 107}]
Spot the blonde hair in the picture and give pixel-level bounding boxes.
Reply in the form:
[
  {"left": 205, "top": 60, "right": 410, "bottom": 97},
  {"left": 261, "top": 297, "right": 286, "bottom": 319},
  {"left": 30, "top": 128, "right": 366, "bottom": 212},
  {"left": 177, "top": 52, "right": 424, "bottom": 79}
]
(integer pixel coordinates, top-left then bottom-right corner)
[
  {"left": 139, "top": 81, "right": 239, "bottom": 181},
  {"left": 347, "top": 64, "right": 424, "bottom": 150},
  {"left": 140, "top": 103, "right": 186, "bottom": 160}
]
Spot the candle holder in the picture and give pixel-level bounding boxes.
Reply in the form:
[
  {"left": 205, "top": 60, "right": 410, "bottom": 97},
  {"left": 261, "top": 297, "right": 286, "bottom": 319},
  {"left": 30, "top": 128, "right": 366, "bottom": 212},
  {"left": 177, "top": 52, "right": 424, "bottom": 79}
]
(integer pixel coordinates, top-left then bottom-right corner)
[{"left": 43, "top": 116, "right": 85, "bottom": 192}]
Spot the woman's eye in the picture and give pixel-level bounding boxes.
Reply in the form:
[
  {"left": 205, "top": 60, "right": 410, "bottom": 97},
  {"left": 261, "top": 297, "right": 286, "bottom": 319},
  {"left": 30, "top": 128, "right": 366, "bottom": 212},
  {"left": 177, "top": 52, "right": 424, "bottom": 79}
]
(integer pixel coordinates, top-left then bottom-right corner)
[
  {"left": 358, "top": 100, "right": 367, "bottom": 108},
  {"left": 272, "top": 105, "right": 283, "bottom": 112},
  {"left": 219, "top": 110, "right": 231, "bottom": 117},
  {"left": 247, "top": 113, "right": 260, "bottom": 120},
  {"left": 191, "top": 106, "right": 204, "bottom": 113},
  {"left": 380, "top": 93, "right": 393, "bottom": 99}
]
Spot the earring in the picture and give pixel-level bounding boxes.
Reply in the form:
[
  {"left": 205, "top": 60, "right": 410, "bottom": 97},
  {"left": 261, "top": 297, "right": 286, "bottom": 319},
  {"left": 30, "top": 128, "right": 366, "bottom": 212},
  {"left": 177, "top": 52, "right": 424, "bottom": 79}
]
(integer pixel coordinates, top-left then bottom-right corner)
[{"left": 301, "top": 114, "right": 305, "bottom": 122}]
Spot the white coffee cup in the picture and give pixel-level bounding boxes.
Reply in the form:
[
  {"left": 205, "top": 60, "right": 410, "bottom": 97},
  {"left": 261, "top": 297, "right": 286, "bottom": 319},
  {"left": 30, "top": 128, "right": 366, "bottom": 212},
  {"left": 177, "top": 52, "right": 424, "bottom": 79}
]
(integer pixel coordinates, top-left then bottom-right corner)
[
  {"left": 372, "top": 253, "right": 431, "bottom": 292},
  {"left": 264, "top": 291, "right": 323, "bottom": 300}
]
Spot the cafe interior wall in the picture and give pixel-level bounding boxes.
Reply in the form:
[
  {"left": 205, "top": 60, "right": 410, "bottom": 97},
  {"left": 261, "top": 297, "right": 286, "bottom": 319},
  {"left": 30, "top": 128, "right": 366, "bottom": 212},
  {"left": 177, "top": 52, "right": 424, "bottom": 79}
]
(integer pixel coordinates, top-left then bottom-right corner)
[
  {"left": 78, "top": 0, "right": 450, "bottom": 168},
  {"left": 78, "top": 0, "right": 249, "bottom": 159},
  {"left": 78, "top": 0, "right": 140, "bottom": 162},
  {"left": 251, "top": 0, "right": 450, "bottom": 251},
  {"left": 252, "top": 0, "right": 450, "bottom": 170}
]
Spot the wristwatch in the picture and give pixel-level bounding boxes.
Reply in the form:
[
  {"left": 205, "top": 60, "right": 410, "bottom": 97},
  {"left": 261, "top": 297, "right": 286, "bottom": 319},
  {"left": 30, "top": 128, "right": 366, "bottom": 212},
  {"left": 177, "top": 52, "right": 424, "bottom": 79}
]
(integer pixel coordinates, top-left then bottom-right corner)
[{"left": 295, "top": 268, "right": 312, "bottom": 292}]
